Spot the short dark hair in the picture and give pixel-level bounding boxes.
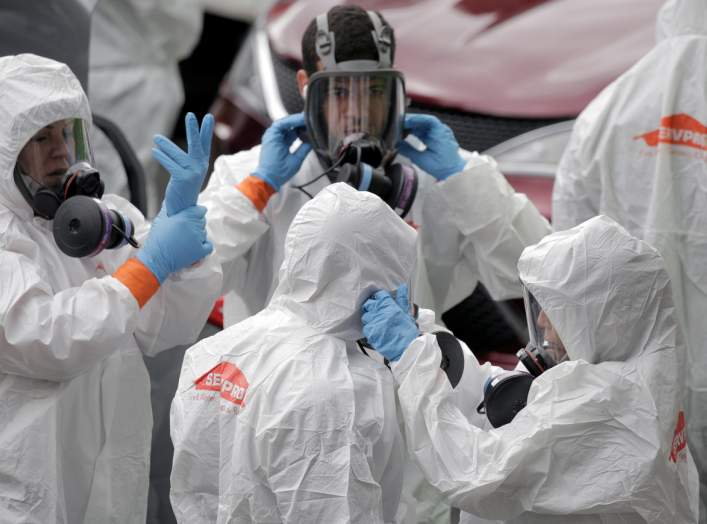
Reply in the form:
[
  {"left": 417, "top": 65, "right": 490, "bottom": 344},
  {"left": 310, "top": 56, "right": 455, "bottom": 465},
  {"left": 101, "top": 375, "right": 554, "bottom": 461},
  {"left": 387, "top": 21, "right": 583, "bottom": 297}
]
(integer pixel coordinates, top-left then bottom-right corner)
[{"left": 301, "top": 5, "right": 396, "bottom": 75}]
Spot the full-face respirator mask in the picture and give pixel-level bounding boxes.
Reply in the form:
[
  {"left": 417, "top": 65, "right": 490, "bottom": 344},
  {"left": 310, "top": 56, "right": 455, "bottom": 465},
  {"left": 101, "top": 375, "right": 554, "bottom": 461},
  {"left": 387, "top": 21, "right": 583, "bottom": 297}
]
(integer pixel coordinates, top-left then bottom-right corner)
[
  {"left": 299, "top": 11, "right": 417, "bottom": 218},
  {"left": 14, "top": 118, "right": 138, "bottom": 257},
  {"left": 477, "top": 287, "right": 568, "bottom": 428}
]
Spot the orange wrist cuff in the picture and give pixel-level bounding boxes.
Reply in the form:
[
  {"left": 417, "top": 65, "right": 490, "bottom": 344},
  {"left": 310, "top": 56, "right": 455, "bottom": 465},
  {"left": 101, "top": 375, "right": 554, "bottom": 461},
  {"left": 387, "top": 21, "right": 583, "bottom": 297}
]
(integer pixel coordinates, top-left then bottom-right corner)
[
  {"left": 113, "top": 258, "right": 160, "bottom": 308},
  {"left": 236, "top": 176, "right": 276, "bottom": 212}
]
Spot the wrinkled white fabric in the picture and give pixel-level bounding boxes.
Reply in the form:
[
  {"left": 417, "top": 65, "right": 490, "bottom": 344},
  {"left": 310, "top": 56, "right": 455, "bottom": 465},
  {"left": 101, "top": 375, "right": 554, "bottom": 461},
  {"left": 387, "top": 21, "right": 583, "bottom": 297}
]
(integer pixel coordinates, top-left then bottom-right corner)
[
  {"left": 89, "top": 0, "right": 203, "bottom": 216},
  {"left": 198, "top": 133, "right": 549, "bottom": 524},
  {"left": 171, "top": 183, "right": 417, "bottom": 522},
  {"left": 552, "top": 0, "right": 707, "bottom": 519},
  {"left": 392, "top": 216, "right": 699, "bottom": 523},
  {"left": 0, "top": 54, "right": 221, "bottom": 523},
  {"left": 201, "top": 147, "right": 551, "bottom": 328}
]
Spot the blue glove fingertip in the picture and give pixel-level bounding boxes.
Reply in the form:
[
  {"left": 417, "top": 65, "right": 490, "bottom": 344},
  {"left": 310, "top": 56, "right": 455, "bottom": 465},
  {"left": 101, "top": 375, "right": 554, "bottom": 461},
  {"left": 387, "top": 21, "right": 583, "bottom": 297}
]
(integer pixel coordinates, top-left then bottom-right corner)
[
  {"left": 362, "top": 297, "right": 379, "bottom": 314},
  {"left": 372, "top": 289, "right": 392, "bottom": 301},
  {"left": 202, "top": 239, "right": 214, "bottom": 256},
  {"left": 153, "top": 134, "right": 170, "bottom": 147},
  {"left": 185, "top": 111, "right": 197, "bottom": 127},
  {"left": 394, "top": 284, "right": 410, "bottom": 311},
  {"left": 153, "top": 148, "right": 180, "bottom": 173},
  {"left": 200, "top": 113, "right": 215, "bottom": 153}
]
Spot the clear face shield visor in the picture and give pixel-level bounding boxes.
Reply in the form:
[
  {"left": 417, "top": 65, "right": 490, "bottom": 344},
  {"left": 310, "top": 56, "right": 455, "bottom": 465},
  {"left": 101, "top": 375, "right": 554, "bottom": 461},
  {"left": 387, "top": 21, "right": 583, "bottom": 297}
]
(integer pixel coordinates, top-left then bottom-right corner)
[
  {"left": 14, "top": 118, "right": 94, "bottom": 197},
  {"left": 522, "top": 286, "right": 568, "bottom": 368},
  {"left": 304, "top": 69, "right": 406, "bottom": 164}
]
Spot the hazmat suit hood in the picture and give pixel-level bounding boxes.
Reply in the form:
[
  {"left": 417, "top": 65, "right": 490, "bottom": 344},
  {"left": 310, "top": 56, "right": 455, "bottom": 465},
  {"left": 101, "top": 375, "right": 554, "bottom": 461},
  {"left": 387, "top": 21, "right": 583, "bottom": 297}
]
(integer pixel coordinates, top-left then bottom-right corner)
[
  {"left": 518, "top": 215, "right": 677, "bottom": 366},
  {"left": 656, "top": 0, "right": 707, "bottom": 42},
  {"left": 172, "top": 183, "right": 416, "bottom": 522},
  {"left": 270, "top": 182, "right": 418, "bottom": 340},
  {"left": 518, "top": 215, "right": 689, "bottom": 453},
  {"left": 0, "top": 54, "right": 92, "bottom": 220}
]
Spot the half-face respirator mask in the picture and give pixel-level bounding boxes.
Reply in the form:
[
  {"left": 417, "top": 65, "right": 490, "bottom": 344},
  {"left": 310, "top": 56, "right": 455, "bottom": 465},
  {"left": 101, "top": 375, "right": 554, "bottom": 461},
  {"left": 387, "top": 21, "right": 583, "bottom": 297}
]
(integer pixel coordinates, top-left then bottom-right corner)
[
  {"left": 477, "top": 287, "right": 568, "bottom": 428},
  {"left": 300, "top": 10, "right": 417, "bottom": 218},
  {"left": 14, "top": 118, "right": 138, "bottom": 257}
]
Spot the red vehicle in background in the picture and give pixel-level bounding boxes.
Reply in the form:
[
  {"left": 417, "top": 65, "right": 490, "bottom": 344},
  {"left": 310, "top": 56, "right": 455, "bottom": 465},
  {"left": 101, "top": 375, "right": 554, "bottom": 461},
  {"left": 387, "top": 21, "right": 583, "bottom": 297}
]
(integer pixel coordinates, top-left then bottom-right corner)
[{"left": 210, "top": 0, "right": 664, "bottom": 363}]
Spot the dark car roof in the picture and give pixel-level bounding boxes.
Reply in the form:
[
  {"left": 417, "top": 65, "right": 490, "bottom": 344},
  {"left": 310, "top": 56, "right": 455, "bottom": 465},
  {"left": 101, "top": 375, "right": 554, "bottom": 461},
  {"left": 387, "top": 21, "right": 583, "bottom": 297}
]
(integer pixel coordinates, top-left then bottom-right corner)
[{"left": 267, "top": 0, "right": 663, "bottom": 117}]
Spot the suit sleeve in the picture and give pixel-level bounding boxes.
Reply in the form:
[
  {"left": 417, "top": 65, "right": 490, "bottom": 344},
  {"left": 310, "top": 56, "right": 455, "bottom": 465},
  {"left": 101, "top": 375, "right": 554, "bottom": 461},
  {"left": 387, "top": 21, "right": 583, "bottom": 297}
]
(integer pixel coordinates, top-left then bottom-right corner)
[
  {"left": 198, "top": 148, "right": 272, "bottom": 294},
  {"left": 0, "top": 249, "right": 140, "bottom": 381},
  {"left": 392, "top": 334, "right": 661, "bottom": 520},
  {"left": 420, "top": 153, "right": 551, "bottom": 311},
  {"left": 104, "top": 195, "right": 224, "bottom": 356}
]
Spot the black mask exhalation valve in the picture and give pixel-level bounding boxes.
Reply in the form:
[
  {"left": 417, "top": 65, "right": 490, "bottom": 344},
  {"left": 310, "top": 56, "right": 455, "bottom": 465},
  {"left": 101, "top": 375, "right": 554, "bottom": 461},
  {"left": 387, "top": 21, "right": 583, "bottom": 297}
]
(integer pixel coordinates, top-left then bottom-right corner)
[
  {"left": 335, "top": 133, "right": 385, "bottom": 167},
  {"left": 329, "top": 136, "right": 417, "bottom": 218},
  {"left": 52, "top": 195, "right": 138, "bottom": 258}
]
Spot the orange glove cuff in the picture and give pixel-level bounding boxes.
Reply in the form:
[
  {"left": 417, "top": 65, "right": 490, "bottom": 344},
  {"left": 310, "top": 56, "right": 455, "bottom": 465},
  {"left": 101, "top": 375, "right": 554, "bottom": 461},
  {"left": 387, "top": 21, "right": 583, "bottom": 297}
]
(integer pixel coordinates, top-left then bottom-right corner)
[
  {"left": 113, "top": 258, "right": 160, "bottom": 308},
  {"left": 236, "top": 175, "right": 276, "bottom": 212}
]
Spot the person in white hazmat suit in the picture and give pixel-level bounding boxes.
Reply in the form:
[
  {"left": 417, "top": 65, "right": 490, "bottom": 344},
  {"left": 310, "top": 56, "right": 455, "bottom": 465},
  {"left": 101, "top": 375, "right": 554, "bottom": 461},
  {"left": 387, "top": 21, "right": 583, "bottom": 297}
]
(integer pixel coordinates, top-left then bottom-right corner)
[
  {"left": 199, "top": 4, "right": 551, "bottom": 329},
  {"left": 551, "top": 0, "right": 707, "bottom": 519},
  {"left": 361, "top": 215, "right": 699, "bottom": 523},
  {"left": 171, "top": 182, "right": 427, "bottom": 522},
  {"left": 0, "top": 54, "right": 221, "bottom": 523}
]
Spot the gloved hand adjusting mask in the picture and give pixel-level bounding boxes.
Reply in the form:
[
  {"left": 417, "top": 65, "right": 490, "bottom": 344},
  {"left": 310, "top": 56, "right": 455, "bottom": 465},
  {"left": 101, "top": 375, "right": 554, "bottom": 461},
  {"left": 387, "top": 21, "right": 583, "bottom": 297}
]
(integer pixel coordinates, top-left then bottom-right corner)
[
  {"left": 299, "top": 10, "right": 417, "bottom": 218},
  {"left": 477, "top": 287, "right": 568, "bottom": 428},
  {"left": 14, "top": 118, "right": 138, "bottom": 257}
]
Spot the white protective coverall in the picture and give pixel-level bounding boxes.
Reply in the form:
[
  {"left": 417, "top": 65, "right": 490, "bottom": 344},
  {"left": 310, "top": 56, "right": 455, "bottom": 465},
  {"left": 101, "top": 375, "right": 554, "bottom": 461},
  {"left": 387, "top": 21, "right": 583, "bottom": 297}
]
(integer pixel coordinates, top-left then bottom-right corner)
[
  {"left": 89, "top": 0, "right": 203, "bottom": 216},
  {"left": 390, "top": 215, "right": 699, "bottom": 523},
  {"left": 202, "top": 147, "right": 551, "bottom": 329},
  {"left": 551, "top": 0, "right": 707, "bottom": 519},
  {"left": 200, "top": 131, "right": 550, "bottom": 524},
  {"left": 0, "top": 54, "right": 222, "bottom": 523},
  {"left": 172, "top": 183, "right": 423, "bottom": 522}
]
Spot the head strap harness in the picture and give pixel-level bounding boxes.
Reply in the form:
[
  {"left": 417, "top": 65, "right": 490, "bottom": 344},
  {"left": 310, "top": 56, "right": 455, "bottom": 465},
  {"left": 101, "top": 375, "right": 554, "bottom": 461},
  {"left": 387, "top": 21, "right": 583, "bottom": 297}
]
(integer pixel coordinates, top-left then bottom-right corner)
[{"left": 315, "top": 10, "right": 392, "bottom": 71}]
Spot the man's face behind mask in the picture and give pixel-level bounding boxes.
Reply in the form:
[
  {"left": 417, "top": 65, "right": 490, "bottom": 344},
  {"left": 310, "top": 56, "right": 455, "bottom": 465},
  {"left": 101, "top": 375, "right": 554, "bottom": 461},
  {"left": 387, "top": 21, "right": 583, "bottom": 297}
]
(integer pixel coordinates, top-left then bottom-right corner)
[
  {"left": 305, "top": 70, "right": 406, "bottom": 162},
  {"left": 325, "top": 75, "right": 391, "bottom": 145}
]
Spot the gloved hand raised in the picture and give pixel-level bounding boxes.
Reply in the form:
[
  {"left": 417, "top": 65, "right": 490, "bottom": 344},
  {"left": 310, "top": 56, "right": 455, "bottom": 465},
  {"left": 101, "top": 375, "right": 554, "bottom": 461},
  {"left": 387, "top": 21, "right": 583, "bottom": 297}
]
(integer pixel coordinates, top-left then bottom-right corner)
[
  {"left": 397, "top": 113, "right": 467, "bottom": 181},
  {"left": 152, "top": 112, "right": 214, "bottom": 216},
  {"left": 361, "top": 284, "right": 419, "bottom": 362},
  {"left": 253, "top": 113, "right": 312, "bottom": 191},
  {"left": 137, "top": 205, "right": 213, "bottom": 284}
]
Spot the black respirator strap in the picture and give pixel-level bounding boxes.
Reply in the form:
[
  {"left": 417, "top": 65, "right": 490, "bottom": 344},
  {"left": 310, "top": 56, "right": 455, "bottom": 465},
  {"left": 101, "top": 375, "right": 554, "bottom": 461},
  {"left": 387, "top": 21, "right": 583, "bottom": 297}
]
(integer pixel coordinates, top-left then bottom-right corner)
[
  {"left": 315, "top": 14, "right": 338, "bottom": 71},
  {"left": 315, "top": 11, "right": 392, "bottom": 71},
  {"left": 367, "top": 11, "right": 392, "bottom": 68}
]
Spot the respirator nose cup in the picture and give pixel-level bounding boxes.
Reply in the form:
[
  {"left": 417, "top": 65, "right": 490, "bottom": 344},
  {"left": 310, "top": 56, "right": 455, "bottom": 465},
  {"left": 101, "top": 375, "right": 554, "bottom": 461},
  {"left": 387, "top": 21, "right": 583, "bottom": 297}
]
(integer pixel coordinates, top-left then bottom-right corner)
[{"left": 52, "top": 196, "right": 136, "bottom": 258}]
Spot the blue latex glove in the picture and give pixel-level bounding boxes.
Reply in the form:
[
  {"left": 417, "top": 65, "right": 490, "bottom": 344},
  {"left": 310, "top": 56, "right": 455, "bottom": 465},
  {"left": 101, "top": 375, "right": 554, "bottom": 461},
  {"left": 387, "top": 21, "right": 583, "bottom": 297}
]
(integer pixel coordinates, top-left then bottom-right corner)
[
  {"left": 137, "top": 205, "right": 213, "bottom": 283},
  {"left": 397, "top": 113, "right": 467, "bottom": 181},
  {"left": 361, "top": 284, "right": 419, "bottom": 362},
  {"left": 253, "top": 113, "right": 312, "bottom": 191},
  {"left": 152, "top": 112, "right": 214, "bottom": 216}
]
